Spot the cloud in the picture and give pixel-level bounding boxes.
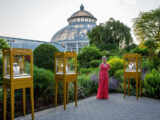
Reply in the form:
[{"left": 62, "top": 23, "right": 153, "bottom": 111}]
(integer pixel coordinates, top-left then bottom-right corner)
[{"left": 122, "top": 0, "right": 138, "bottom": 5}]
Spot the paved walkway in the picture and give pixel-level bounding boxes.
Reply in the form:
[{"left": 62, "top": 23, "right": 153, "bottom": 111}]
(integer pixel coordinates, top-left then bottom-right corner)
[{"left": 16, "top": 93, "right": 160, "bottom": 120}]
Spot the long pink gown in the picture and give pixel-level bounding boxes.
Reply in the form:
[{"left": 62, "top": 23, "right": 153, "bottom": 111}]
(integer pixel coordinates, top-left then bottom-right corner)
[{"left": 97, "top": 63, "right": 110, "bottom": 99}]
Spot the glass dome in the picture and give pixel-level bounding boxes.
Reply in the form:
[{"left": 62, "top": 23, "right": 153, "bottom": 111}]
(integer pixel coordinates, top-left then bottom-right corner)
[{"left": 51, "top": 4, "right": 97, "bottom": 42}]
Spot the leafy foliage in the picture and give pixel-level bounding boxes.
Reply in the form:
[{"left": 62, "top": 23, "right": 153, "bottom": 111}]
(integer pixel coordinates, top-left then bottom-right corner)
[
  {"left": 133, "top": 7, "right": 160, "bottom": 43},
  {"left": 88, "top": 18, "right": 133, "bottom": 51},
  {"left": 33, "top": 44, "right": 59, "bottom": 72},
  {"left": 131, "top": 46, "right": 148, "bottom": 56},
  {"left": 0, "top": 57, "right": 2, "bottom": 86},
  {"left": 143, "top": 39, "right": 159, "bottom": 60},
  {"left": 0, "top": 39, "right": 9, "bottom": 56},
  {"left": 144, "top": 69, "right": 160, "bottom": 98},
  {"left": 108, "top": 57, "right": 124, "bottom": 76},
  {"left": 78, "top": 46, "right": 102, "bottom": 68},
  {"left": 142, "top": 57, "right": 156, "bottom": 71},
  {"left": 114, "top": 69, "right": 124, "bottom": 84},
  {"left": 25, "top": 63, "right": 54, "bottom": 98},
  {"left": 80, "top": 68, "right": 92, "bottom": 74},
  {"left": 90, "top": 59, "right": 101, "bottom": 68},
  {"left": 33, "top": 66, "right": 54, "bottom": 98},
  {"left": 0, "top": 39, "right": 9, "bottom": 50}
]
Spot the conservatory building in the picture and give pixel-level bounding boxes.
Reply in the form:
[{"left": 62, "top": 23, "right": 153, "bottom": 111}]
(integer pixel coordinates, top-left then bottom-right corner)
[{"left": 51, "top": 4, "right": 97, "bottom": 52}]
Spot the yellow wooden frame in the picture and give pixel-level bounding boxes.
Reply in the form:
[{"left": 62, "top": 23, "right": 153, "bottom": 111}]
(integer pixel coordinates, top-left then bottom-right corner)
[
  {"left": 3, "top": 48, "right": 34, "bottom": 120},
  {"left": 124, "top": 53, "right": 142, "bottom": 100},
  {"left": 54, "top": 52, "right": 77, "bottom": 110}
]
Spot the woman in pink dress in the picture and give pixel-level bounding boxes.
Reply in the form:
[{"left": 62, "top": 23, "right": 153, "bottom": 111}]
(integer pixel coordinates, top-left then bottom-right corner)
[{"left": 97, "top": 56, "right": 111, "bottom": 99}]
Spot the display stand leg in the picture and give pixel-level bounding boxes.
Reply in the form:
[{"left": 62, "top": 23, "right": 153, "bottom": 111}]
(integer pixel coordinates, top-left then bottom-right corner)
[
  {"left": 30, "top": 87, "right": 34, "bottom": 120},
  {"left": 136, "top": 77, "right": 138, "bottom": 101},
  {"left": 63, "top": 81, "right": 66, "bottom": 110},
  {"left": 74, "top": 81, "right": 77, "bottom": 106},
  {"left": 66, "top": 82, "right": 69, "bottom": 104},
  {"left": 3, "top": 85, "right": 7, "bottom": 120},
  {"left": 23, "top": 88, "right": 26, "bottom": 116},
  {"left": 10, "top": 88, "right": 15, "bottom": 120},
  {"left": 139, "top": 77, "right": 142, "bottom": 98},
  {"left": 54, "top": 81, "right": 58, "bottom": 107},
  {"left": 124, "top": 77, "right": 126, "bottom": 98},
  {"left": 128, "top": 78, "right": 130, "bottom": 96}
]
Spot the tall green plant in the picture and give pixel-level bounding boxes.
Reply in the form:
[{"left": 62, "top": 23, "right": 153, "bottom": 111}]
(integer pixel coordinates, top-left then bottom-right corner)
[
  {"left": 33, "top": 44, "right": 59, "bottom": 72},
  {"left": 144, "top": 69, "right": 160, "bottom": 98}
]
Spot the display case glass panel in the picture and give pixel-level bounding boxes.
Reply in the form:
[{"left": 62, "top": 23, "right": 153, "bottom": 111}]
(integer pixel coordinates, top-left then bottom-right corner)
[
  {"left": 4, "top": 54, "right": 11, "bottom": 78},
  {"left": 125, "top": 57, "right": 140, "bottom": 72},
  {"left": 4, "top": 55, "right": 31, "bottom": 79},
  {"left": 66, "top": 57, "right": 75, "bottom": 74},
  {"left": 56, "top": 58, "right": 64, "bottom": 74},
  {"left": 56, "top": 57, "right": 75, "bottom": 74}
]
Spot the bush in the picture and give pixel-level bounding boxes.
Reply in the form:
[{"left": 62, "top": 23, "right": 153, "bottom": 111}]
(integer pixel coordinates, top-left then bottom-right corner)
[
  {"left": 142, "top": 57, "right": 155, "bottom": 71},
  {"left": 90, "top": 59, "right": 101, "bottom": 68},
  {"left": 114, "top": 69, "right": 124, "bottom": 84},
  {"left": 25, "top": 63, "right": 54, "bottom": 98},
  {"left": 80, "top": 68, "right": 92, "bottom": 74},
  {"left": 78, "top": 46, "right": 102, "bottom": 68},
  {"left": 108, "top": 57, "right": 124, "bottom": 76},
  {"left": 33, "top": 44, "right": 59, "bottom": 72},
  {"left": 33, "top": 66, "right": 54, "bottom": 98},
  {"left": 0, "top": 57, "right": 2, "bottom": 86},
  {"left": 144, "top": 69, "right": 160, "bottom": 98},
  {"left": 131, "top": 47, "right": 148, "bottom": 56}
]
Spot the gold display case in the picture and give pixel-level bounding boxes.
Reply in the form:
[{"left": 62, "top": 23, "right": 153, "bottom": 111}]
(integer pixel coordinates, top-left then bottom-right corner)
[
  {"left": 54, "top": 52, "right": 77, "bottom": 110},
  {"left": 3, "top": 48, "right": 34, "bottom": 120},
  {"left": 124, "top": 53, "right": 142, "bottom": 100}
]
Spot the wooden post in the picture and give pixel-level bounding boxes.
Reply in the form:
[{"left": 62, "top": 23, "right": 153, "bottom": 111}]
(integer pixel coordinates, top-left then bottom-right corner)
[
  {"left": 3, "top": 85, "right": 7, "bottom": 120},
  {"left": 22, "top": 88, "right": 26, "bottom": 116},
  {"left": 66, "top": 82, "right": 69, "bottom": 104},
  {"left": 63, "top": 81, "right": 66, "bottom": 110},
  {"left": 128, "top": 78, "right": 130, "bottom": 96},
  {"left": 74, "top": 80, "right": 77, "bottom": 106},
  {"left": 10, "top": 88, "right": 15, "bottom": 120},
  {"left": 124, "top": 56, "right": 126, "bottom": 98},
  {"left": 140, "top": 56, "right": 142, "bottom": 98},
  {"left": 54, "top": 81, "right": 58, "bottom": 107},
  {"left": 30, "top": 87, "right": 34, "bottom": 120}
]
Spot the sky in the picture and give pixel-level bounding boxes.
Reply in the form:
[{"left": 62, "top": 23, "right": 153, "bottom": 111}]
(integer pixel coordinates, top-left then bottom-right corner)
[{"left": 0, "top": 0, "right": 160, "bottom": 43}]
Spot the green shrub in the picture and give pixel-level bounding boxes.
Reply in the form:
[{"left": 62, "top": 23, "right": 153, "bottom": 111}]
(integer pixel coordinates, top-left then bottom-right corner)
[
  {"left": 90, "top": 59, "right": 101, "bottom": 68},
  {"left": 0, "top": 57, "right": 2, "bottom": 86},
  {"left": 142, "top": 57, "right": 155, "bottom": 71},
  {"left": 131, "top": 47, "right": 148, "bottom": 56},
  {"left": 114, "top": 69, "right": 124, "bottom": 83},
  {"left": 25, "top": 63, "right": 54, "bottom": 98},
  {"left": 108, "top": 57, "right": 124, "bottom": 76},
  {"left": 33, "top": 43, "right": 59, "bottom": 72},
  {"left": 144, "top": 69, "right": 160, "bottom": 98},
  {"left": 33, "top": 66, "right": 54, "bottom": 98},
  {"left": 80, "top": 68, "right": 92, "bottom": 74},
  {"left": 78, "top": 46, "right": 101, "bottom": 68}
]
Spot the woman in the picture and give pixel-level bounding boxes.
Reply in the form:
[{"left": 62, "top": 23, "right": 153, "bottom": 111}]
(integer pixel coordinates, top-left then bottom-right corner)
[{"left": 97, "top": 56, "right": 111, "bottom": 99}]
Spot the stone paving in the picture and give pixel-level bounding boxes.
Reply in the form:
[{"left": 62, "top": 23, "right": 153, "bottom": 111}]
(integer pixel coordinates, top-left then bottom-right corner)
[{"left": 16, "top": 93, "right": 160, "bottom": 120}]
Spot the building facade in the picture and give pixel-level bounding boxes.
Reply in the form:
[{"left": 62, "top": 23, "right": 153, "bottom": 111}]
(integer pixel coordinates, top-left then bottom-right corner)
[
  {"left": 0, "top": 5, "right": 97, "bottom": 52},
  {"left": 51, "top": 4, "right": 97, "bottom": 52}
]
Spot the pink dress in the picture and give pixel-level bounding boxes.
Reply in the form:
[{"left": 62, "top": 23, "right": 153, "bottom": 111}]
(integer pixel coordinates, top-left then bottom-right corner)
[{"left": 97, "top": 63, "right": 110, "bottom": 99}]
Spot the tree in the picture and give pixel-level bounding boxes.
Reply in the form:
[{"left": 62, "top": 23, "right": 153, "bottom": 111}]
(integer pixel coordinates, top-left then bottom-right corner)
[
  {"left": 133, "top": 7, "right": 160, "bottom": 43},
  {"left": 33, "top": 44, "right": 59, "bottom": 72},
  {"left": 0, "top": 39, "right": 9, "bottom": 56},
  {"left": 88, "top": 18, "right": 133, "bottom": 51},
  {"left": 78, "top": 46, "right": 102, "bottom": 68},
  {"left": 144, "top": 39, "right": 159, "bottom": 60}
]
